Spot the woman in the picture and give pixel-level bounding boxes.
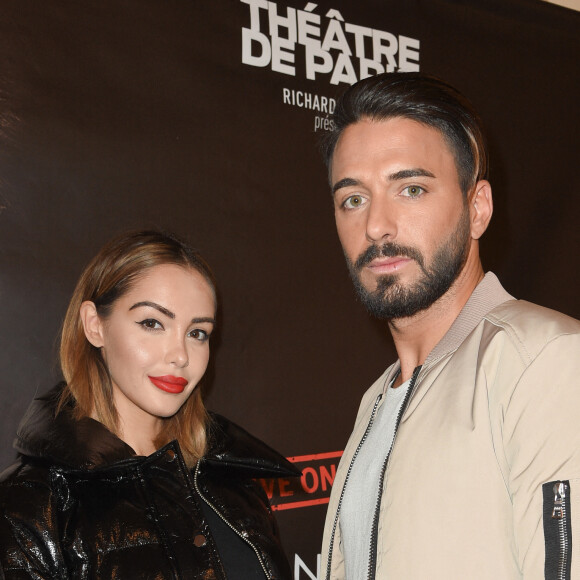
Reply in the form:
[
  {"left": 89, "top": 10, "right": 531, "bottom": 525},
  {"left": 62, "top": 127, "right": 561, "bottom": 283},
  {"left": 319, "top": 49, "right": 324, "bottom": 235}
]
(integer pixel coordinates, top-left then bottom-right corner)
[{"left": 0, "top": 230, "right": 298, "bottom": 579}]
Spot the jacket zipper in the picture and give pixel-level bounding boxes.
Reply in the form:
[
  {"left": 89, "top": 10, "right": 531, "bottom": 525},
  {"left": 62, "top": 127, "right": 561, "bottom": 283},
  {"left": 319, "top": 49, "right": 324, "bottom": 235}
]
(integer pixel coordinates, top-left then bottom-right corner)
[
  {"left": 543, "top": 479, "right": 572, "bottom": 580},
  {"left": 366, "top": 365, "right": 421, "bottom": 580},
  {"left": 324, "top": 393, "right": 383, "bottom": 580},
  {"left": 552, "top": 482, "right": 570, "bottom": 580},
  {"left": 193, "top": 461, "right": 270, "bottom": 579}
]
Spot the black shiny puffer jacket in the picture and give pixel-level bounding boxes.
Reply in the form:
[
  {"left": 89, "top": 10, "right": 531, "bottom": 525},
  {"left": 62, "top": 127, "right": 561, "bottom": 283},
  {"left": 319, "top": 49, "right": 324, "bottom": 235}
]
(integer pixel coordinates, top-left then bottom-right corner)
[{"left": 0, "top": 387, "right": 298, "bottom": 579}]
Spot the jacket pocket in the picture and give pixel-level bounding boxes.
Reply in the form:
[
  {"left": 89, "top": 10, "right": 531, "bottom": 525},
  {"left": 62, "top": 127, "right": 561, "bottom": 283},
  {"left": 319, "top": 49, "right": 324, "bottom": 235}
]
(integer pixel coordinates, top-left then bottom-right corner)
[{"left": 543, "top": 480, "right": 572, "bottom": 580}]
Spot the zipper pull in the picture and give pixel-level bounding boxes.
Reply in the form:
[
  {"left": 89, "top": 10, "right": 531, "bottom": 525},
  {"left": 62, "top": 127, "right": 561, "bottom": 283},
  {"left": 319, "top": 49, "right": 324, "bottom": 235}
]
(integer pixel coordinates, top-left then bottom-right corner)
[{"left": 551, "top": 482, "right": 566, "bottom": 519}]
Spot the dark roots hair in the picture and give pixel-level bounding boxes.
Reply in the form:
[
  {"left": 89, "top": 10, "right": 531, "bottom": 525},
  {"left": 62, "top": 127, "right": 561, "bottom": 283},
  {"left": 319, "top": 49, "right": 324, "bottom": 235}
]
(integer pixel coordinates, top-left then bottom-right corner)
[{"left": 321, "top": 72, "right": 488, "bottom": 196}]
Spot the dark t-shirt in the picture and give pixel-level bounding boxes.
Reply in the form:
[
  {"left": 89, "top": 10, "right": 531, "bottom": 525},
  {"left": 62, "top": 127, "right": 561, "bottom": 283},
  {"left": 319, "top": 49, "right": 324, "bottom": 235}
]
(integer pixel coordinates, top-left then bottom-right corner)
[{"left": 199, "top": 499, "right": 265, "bottom": 579}]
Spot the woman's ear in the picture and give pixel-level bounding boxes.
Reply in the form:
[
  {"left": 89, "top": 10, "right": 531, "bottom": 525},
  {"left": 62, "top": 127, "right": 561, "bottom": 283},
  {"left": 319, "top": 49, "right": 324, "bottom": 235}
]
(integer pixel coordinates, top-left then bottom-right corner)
[
  {"left": 469, "top": 180, "right": 493, "bottom": 240},
  {"left": 80, "top": 301, "right": 105, "bottom": 348}
]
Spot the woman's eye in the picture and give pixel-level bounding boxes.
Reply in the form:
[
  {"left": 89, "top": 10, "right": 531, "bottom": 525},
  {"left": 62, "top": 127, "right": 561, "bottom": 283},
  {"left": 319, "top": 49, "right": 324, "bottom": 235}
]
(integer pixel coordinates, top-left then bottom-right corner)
[
  {"left": 343, "top": 194, "right": 366, "bottom": 209},
  {"left": 138, "top": 319, "right": 163, "bottom": 331},
  {"left": 401, "top": 185, "right": 424, "bottom": 198},
  {"left": 189, "top": 329, "right": 209, "bottom": 342}
]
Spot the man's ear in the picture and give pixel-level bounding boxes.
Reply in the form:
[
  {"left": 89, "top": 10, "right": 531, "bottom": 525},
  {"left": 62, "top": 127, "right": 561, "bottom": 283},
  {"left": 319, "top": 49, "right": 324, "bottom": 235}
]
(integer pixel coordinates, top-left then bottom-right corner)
[
  {"left": 80, "top": 301, "right": 105, "bottom": 348},
  {"left": 469, "top": 180, "right": 493, "bottom": 240}
]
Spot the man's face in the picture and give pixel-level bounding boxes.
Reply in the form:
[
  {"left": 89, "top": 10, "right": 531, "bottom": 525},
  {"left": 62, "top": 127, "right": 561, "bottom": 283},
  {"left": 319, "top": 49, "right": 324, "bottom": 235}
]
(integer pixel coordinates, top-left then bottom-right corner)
[{"left": 331, "top": 117, "right": 473, "bottom": 320}]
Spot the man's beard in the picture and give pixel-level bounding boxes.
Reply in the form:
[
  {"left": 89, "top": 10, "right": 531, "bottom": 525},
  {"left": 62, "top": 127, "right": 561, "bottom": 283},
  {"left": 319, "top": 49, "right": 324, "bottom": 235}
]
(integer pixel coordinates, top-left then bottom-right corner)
[{"left": 345, "top": 205, "right": 471, "bottom": 320}]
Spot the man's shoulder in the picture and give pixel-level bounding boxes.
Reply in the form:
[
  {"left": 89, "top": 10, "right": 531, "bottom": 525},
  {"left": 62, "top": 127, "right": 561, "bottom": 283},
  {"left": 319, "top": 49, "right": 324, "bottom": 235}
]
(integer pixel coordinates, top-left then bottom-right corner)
[
  {"left": 486, "top": 299, "right": 579, "bottom": 334},
  {"left": 483, "top": 299, "right": 580, "bottom": 362}
]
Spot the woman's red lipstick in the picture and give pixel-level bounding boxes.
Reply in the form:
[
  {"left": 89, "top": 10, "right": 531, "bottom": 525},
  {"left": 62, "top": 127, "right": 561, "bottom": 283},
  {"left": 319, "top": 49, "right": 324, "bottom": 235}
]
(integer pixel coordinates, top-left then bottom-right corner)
[{"left": 148, "top": 375, "right": 188, "bottom": 394}]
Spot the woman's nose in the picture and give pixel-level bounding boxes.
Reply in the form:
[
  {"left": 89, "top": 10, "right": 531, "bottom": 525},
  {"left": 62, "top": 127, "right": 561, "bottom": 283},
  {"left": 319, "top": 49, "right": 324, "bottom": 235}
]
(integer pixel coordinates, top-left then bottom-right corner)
[{"left": 165, "top": 336, "right": 189, "bottom": 368}]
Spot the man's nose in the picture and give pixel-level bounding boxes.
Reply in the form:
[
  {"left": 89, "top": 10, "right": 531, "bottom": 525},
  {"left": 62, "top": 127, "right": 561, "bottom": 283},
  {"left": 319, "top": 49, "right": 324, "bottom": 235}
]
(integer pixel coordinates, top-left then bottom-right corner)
[{"left": 365, "top": 195, "right": 397, "bottom": 242}]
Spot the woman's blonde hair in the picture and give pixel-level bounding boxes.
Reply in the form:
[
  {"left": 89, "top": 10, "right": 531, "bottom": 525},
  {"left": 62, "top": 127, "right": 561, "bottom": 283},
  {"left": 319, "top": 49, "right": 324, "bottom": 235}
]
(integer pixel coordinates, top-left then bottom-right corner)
[{"left": 58, "top": 230, "right": 217, "bottom": 465}]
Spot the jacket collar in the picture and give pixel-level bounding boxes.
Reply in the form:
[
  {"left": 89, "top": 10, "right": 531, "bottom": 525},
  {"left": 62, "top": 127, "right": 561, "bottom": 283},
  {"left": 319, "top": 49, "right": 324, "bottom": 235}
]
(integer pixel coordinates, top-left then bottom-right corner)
[
  {"left": 14, "top": 385, "right": 299, "bottom": 478},
  {"left": 425, "top": 272, "right": 514, "bottom": 366},
  {"left": 14, "top": 386, "right": 134, "bottom": 470},
  {"left": 203, "top": 414, "right": 300, "bottom": 478},
  {"left": 383, "top": 272, "right": 514, "bottom": 388}
]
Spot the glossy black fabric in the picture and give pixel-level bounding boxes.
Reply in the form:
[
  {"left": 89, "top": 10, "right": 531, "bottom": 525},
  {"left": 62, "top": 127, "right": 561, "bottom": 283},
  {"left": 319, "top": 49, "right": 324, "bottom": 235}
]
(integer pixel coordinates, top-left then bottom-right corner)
[{"left": 0, "top": 387, "right": 298, "bottom": 579}]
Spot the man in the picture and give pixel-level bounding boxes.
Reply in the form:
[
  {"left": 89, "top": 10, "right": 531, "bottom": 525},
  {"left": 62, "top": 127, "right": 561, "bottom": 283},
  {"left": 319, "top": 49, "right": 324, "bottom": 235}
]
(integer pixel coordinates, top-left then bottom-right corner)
[{"left": 319, "top": 73, "right": 580, "bottom": 580}]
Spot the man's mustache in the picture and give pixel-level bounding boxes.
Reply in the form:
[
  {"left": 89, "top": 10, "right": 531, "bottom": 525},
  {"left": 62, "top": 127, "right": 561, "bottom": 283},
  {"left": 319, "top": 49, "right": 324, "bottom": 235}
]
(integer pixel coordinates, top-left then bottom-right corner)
[{"left": 354, "top": 243, "right": 425, "bottom": 271}]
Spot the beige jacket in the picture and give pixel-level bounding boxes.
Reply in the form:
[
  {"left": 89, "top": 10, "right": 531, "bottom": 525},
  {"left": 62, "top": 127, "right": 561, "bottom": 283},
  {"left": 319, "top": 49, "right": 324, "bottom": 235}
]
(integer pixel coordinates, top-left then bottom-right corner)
[{"left": 321, "top": 273, "right": 580, "bottom": 579}]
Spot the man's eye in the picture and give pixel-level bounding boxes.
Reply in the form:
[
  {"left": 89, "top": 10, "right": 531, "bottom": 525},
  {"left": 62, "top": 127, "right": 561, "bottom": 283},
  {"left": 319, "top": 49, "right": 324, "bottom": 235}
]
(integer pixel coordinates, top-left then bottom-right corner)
[
  {"left": 402, "top": 185, "right": 424, "bottom": 198},
  {"left": 138, "top": 319, "right": 163, "bottom": 331},
  {"left": 189, "top": 329, "right": 209, "bottom": 342},
  {"left": 343, "top": 195, "right": 366, "bottom": 209}
]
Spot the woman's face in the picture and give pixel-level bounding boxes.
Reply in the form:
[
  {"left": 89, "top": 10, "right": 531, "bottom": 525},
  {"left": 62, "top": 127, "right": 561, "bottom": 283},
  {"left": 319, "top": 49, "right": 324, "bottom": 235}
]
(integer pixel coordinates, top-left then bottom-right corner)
[{"left": 83, "top": 264, "right": 216, "bottom": 437}]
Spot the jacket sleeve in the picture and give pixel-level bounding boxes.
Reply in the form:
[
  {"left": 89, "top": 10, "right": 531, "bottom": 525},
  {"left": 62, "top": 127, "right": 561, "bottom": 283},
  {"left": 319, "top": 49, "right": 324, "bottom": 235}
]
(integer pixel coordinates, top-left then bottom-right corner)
[
  {"left": 501, "top": 332, "right": 580, "bottom": 580},
  {"left": 0, "top": 464, "right": 68, "bottom": 579}
]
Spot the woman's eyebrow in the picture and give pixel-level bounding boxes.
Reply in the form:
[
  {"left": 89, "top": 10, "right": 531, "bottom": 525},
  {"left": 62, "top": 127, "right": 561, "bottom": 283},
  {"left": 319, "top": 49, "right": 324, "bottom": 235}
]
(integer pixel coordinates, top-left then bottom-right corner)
[
  {"left": 129, "top": 301, "right": 175, "bottom": 319},
  {"left": 192, "top": 317, "right": 215, "bottom": 325}
]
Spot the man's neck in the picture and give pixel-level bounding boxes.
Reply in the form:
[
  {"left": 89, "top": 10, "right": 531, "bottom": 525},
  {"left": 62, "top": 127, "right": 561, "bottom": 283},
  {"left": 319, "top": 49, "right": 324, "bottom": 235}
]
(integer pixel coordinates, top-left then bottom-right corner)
[{"left": 389, "top": 259, "right": 484, "bottom": 385}]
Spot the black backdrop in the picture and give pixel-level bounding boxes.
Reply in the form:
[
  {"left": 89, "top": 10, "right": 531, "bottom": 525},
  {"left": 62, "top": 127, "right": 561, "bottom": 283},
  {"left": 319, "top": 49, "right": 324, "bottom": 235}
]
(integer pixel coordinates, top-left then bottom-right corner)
[{"left": 0, "top": 1, "right": 578, "bottom": 576}]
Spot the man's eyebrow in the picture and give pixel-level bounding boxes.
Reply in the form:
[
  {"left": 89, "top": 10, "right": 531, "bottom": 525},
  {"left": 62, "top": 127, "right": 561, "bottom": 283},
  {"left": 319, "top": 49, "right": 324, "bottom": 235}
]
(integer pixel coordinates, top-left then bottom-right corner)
[
  {"left": 388, "top": 168, "right": 436, "bottom": 181},
  {"left": 332, "top": 177, "right": 360, "bottom": 195},
  {"left": 129, "top": 301, "right": 175, "bottom": 319},
  {"left": 331, "top": 169, "right": 435, "bottom": 195}
]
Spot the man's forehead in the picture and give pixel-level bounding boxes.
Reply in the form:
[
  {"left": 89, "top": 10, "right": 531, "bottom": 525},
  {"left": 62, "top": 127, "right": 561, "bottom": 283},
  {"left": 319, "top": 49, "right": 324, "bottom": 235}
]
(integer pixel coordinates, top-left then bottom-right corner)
[
  {"left": 335, "top": 117, "right": 447, "bottom": 151},
  {"left": 330, "top": 118, "right": 456, "bottom": 183},
  {"left": 329, "top": 117, "right": 459, "bottom": 195}
]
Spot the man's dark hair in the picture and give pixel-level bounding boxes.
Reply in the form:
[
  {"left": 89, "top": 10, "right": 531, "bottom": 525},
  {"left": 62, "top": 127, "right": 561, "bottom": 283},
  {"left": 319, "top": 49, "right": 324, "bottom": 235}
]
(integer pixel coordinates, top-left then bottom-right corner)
[{"left": 321, "top": 73, "right": 488, "bottom": 196}]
